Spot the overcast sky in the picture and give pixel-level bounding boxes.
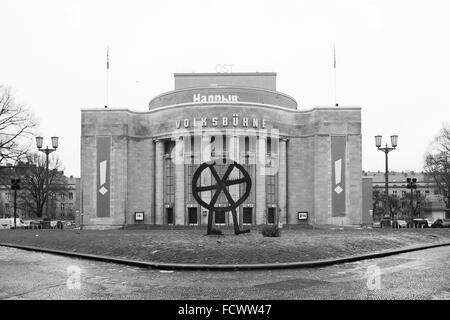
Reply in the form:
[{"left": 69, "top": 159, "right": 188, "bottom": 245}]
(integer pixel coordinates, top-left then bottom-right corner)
[{"left": 1, "top": 0, "right": 449, "bottom": 177}]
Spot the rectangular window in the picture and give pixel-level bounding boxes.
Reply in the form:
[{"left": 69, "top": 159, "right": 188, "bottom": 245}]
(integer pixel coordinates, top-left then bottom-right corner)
[
  {"left": 164, "top": 141, "right": 175, "bottom": 205},
  {"left": 267, "top": 137, "right": 272, "bottom": 155},
  {"left": 245, "top": 136, "right": 249, "bottom": 153},
  {"left": 243, "top": 208, "right": 252, "bottom": 224},
  {"left": 188, "top": 207, "right": 198, "bottom": 224},
  {"left": 222, "top": 135, "right": 227, "bottom": 157},
  {"left": 69, "top": 193, "right": 73, "bottom": 200},
  {"left": 268, "top": 208, "right": 275, "bottom": 224},
  {"left": 266, "top": 174, "right": 277, "bottom": 204},
  {"left": 186, "top": 163, "right": 197, "bottom": 204},
  {"left": 61, "top": 203, "right": 65, "bottom": 211}
]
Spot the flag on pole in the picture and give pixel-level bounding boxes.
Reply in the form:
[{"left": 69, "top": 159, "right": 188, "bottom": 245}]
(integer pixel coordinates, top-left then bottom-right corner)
[
  {"left": 107, "top": 46, "right": 109, "bottom": 70},
  {"left": 333, "top": 44, "right": 336, "bottom": 69},
  {"left": 333, "top": 43, "right": 338, "bottom": 107}
]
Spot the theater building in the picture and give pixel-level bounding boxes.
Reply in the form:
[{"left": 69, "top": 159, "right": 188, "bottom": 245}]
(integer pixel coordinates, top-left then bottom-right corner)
[{"left": 80, "top": 72, "right": 364, "bottom": 229}]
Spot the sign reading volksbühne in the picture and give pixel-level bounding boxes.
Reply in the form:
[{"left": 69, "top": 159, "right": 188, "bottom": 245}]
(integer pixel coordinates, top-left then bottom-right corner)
[{"left": 176, "top": 114, "right": 267, "bottom": 129}]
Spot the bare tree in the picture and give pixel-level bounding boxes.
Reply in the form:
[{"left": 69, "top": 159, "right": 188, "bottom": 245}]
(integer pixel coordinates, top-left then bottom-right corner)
[
  {"left": 372, "top": 192, "right": 401, "bottom": 219},
  {"left": 372, "top": 191, "right": 425, "bottom": 220},
  {"left": 15, "top": 153, "right": 68, "bottom": 219},
  {"left": 0, "top": 85, "right": 36, "bottom": 164},
  {"left": 424, "top": 124, "right": 450, "bottom": 211}
]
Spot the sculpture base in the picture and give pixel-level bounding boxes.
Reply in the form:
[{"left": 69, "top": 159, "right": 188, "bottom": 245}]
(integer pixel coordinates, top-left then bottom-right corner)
[
  {"left": 235, "top": 229, "right": 251, "bottom": 235},
  {"left": 206, "top": 228, "right": 223, "bottom": 236}
]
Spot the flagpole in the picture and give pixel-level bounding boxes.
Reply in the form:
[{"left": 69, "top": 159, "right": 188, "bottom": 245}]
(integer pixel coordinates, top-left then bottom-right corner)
[
  {"left": 334, "top": 44, "right": 338, "bottom": 107},
  {"left": 106, "top": 46, "right": 109, "bottom": 108}
]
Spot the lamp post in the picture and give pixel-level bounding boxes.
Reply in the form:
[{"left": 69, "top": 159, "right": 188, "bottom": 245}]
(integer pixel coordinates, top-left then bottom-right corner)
[
  {"left": 10, "top": 178, "right": 20, "bottom": 229},
  {"left": 406, "top": 178, "right": 417, "bottom": 224},
  {"left": 36, "top": 136, "right": 59, "bottom": 219},
  {"left": 375, "top": 134, "right": 398, "bottom": 221}
]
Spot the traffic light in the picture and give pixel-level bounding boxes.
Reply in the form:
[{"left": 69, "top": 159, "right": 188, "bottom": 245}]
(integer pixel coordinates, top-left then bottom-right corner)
[
  {"left": 10, "top": 178, "right": 20, "bottom": 190},
  {"left": 406, "top": 178, "right": 417, "bottom": 189}
]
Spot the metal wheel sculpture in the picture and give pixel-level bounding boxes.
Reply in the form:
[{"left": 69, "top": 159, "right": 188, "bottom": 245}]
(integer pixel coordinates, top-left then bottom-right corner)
[{"left": 192, "top": 159, "right": 252, "bottom": 235}]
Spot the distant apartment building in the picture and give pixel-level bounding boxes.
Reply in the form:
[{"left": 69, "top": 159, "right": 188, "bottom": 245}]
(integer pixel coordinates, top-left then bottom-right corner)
[
  {"left": 0, "top": 165, "right": 80, "bottom": 220},
  {"left": 363, "top": 170, "right": 449, "bottom": 221}
]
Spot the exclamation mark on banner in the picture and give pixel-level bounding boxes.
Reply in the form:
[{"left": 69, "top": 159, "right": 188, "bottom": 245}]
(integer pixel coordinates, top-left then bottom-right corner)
[
  {"left": 334, "top": 159, "right": 343, "bottom": 194},
  {"left": 99, "top": 160, "right": 108, "bottom": 195}
]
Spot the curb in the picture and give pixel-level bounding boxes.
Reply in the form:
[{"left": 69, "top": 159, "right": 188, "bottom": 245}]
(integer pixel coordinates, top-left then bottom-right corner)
[{"left": 1, "top": 241, "right": 450, "bottom": 271}]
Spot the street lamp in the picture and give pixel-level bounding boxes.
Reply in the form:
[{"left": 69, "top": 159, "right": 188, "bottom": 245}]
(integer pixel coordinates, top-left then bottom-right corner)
[
  {"left": 406, "top": 178, "right": 417, "bottom": 223},
  {"left": 36, "top": 136, "right": 59, "bottom": 219},
  {"left": 375, "top": 134, "right": 398, "bottom": 221}
]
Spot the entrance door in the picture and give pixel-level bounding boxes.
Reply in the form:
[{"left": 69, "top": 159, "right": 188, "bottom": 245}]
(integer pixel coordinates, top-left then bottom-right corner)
[
  {"left": 215, "top": 211, "right": 225, "bottom": 224},
  {"left": 243, "top": 208, "right": 253, "bottom": 224},
  {"left": 188, "top": 207, "right": 198, "bottom": 225},
  {"left": 267, "top": 208, "right": 275, "bottom": 224},
  {"left": 166, "top": 208, "right": 174, "bottom": 224}
]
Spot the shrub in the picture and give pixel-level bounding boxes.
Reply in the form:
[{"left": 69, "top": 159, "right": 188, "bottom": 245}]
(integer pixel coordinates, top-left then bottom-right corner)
[{"left": 261, "top": 224, "right": 281, "bottom": 237}]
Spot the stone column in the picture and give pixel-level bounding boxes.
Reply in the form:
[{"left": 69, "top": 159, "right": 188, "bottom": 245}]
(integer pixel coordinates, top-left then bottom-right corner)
[
  {"left": 154, "top": 139, "right": 164, "bottom": 225},
  {"left": 174, "top": 136, "right": 185, "bottom": 225},
  {"left": 229, "top": 135, "right": 240, "bottom": 226},
  {"left": 255, "top": 135, "right": 266, "bottom": 225},
  {"left": 200, "top": 135, "right": 211, "bottom": 225},
  {"left": 278, "top": 139, "right": 287, "bottom": 225}
]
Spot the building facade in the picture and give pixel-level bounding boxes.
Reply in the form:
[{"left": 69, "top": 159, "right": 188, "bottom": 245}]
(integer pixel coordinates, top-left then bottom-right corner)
[
  {"left": 81, "top": 72, "right": 363, "bottom": 229},
  {"left": 0, "top": 165, "right": 80, "bottom": 220},
  {"left": 365, "top": 170, "right": 449, "bottom": 221}
]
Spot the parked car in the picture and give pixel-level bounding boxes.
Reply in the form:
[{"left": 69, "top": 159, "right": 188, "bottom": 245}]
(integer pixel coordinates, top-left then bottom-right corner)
[
  {"left": 380, "top": 218, "right": 392, "bottom": 228},
  {"left": 431, "top": 219, "right": 450, "bottom": 228},
  {"left": 27, "top": 220, "right": 42, "bottom": 229},
  {"left": 64, "top": 220, "right": 76, "bottom": 228},
  {"left": 424, "top": 219, "right": 434, "bottom": 228},
  {"left": 0, "top": 218, "right": 29, "bottom": 229},
  {"left": 413, "top": 218, "right": 430, "bottom": 228},
  {"left": 393, "top": 219, "right": 407, "bottom": 228}
]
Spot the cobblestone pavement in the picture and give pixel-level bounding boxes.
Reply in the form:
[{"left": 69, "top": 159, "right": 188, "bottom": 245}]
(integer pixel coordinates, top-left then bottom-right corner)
[
  {"left": 1, "top": 228, "right": 449, "bottom": 264},
  {"left": 0, "top": 245, "right": 449, "bottom": 300}
]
